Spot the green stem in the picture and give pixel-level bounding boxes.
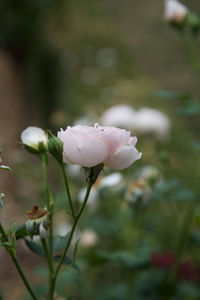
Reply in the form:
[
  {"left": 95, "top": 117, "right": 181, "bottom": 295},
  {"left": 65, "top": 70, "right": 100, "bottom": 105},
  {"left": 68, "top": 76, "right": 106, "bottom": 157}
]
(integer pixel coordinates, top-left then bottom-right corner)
[
  {"left": 41, "top": 154, "right": 53, "bottom": 259},
  {"left": 49, "top": 179, "right": 93, "bottom": 299},
  {"left": 41, "top": 153, "right": 50, "bottom": 210},
  {"left": 60, "top": 162, "right": 75, "bottom": 218},
  {"left": 41, "top": 238, "right": 54, "bottom": 275},
  {"left": 0, "top": 223, "right": 38, "bottom": 300}
]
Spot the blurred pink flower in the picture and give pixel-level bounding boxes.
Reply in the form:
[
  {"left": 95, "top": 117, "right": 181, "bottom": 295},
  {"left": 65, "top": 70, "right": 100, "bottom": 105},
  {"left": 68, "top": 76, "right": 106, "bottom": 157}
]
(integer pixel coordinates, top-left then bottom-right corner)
[
  {"left": 151, "top": 251, "right": 199, "bottom": 282},
  {"left": 151, "top": 251, "right": 176, "bottom": 269},
  {"left": 179, "top": 261, "right": 198, "bottom": 283}
]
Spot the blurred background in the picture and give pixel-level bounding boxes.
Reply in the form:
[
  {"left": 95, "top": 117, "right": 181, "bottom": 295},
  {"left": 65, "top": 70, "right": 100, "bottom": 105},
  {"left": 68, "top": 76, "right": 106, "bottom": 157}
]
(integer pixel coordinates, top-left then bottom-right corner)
[{"left": 1, "top": 0, "right": 200, "bottom": 299}]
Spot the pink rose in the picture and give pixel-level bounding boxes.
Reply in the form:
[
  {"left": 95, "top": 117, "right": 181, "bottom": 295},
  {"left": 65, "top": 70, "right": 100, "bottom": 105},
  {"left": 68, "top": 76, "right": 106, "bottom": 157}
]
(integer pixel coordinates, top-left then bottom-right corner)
[{"left": 58, "top": 124, "right": 141, "bottom": 170}]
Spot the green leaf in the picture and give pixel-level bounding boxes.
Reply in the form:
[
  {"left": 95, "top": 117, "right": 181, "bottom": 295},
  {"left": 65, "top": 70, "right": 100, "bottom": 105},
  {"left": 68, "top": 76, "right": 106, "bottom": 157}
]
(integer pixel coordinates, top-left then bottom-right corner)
[
  {"left": 1, "top": 241, "right": 12, "bottom": 247},
  {"left": 177, "top": 102, "right": 200, "bottom": 116},
  {"left": 154, "top": 90, "right": 190, "bottom": 101},
  {"left": 52, "top": 233, "right": 70, "bottom": 253},
  {"left": 53, "top": 255, "right": 80, "bottom": 271},
  {"left": 0, "top": 165, "right": 11, "bottom": 171},
  {"left": 24, "top": 238, "right": 45, "bottom": 257},
  {"left": 14, "top": 224, "right": 28, "bottom": 239}
]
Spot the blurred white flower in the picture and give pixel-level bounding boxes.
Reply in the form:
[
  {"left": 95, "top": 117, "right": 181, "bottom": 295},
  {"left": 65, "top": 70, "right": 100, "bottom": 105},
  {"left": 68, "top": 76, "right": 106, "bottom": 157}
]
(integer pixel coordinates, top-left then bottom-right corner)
[
  {"left": 137, "top": 166, "right": 162, "bottom": 184},
  {"left": 54, "top": 221, "right": 69, "bottom": 237},
  {"left": 132, "top": 108, "right": 170, "bottom": 140},
  {"left": 101, "top": 172, "right": 123, "bottom": 187},
  {"left": 100, "top": 105, "right": 136, "bottom": 130},
  {"left": 53, "top": 211, "right": 70, "bottom": 237},
  {"left": 164, "top": 0, "right": 188, "bottom": 24},
  {"left": 80, "top": 229, "right": 98, "bottom": 247},
  {"left": 21, "top": 126, "right": 48, "bottom": 151}
]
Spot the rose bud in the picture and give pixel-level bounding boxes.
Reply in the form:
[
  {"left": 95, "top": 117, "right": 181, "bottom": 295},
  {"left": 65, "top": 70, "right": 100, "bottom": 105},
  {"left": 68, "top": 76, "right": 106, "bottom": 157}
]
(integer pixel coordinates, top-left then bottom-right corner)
[
  {"left": 48, "top": 131, "right": 63, "bottom": 163},
  {"left": 164, "top": 0, "right": 188, "bottom": 26},
  {"left": 57, "top": 124, "right": 141, "bottom": 170},
  {"left": 21, "top": 126, "right": 48, "bottom": 154}
]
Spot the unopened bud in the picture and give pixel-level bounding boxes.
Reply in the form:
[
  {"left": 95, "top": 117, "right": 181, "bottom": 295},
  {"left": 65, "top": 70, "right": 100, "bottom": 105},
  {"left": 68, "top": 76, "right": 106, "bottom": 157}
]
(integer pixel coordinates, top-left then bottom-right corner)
[
  {"left": 21, "top": 127, "right": 48, "bottom": 155},
  {"left": 48, "top": 131, "right": 63, "bottom": 163}
]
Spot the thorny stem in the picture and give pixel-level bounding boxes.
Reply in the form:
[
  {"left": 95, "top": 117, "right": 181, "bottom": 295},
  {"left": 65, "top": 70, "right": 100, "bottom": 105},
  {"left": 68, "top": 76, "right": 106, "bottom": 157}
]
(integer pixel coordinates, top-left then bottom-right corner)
[{"left": 0, "top": 223, "right": 38, "bottom": 300}]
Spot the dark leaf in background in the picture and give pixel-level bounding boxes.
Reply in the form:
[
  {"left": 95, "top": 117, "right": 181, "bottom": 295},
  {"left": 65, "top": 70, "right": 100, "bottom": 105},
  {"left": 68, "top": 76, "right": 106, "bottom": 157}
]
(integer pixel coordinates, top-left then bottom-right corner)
[
  {"left": 52, "top": 233, "right": 70, "bottom": 253},
  {"left": 154, "top": 90, "right": 190, "bottom": 101},
  {"left": 95, "top": 250, "right": 150, "bottom": 270}
]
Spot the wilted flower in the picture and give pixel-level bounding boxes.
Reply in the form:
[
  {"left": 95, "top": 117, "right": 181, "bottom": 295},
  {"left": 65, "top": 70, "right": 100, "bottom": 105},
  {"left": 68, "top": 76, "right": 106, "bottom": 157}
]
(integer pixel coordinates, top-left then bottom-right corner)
[
  {"left": 21, "top": 126, "right": 48, "bottom": 154},
  {"left": 58, "top": 124, "right": 141, "bottom": 170},
  {"left": 164, "top": 0, "right": 188, "bottom": 25},
  {"left": 125, "top": 179, "right": 152, "bottom": 207},
  {"left": 137, "top": 166, "right": 162, "bottom": 185},
  {"left": 100, "top": 105, "right": 136, "bottom": 130},
  {"left": 26, "top": 204, "right": 49, "bottom": 238},
  {"left": 132, "top": 108, "right": 170, "bottom": 140}
]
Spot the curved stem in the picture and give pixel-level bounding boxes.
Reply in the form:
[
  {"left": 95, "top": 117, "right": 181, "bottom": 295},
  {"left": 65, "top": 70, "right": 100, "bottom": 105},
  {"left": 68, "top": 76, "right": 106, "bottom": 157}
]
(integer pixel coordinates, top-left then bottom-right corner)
[
  {"left": 49, "top": 179, "right": 93, "bottom": 299},
  {"left": 12, "top": 256, "right": 38, "bottom": 300},
  {"left": 0, "top": 223, "right": 38, "bottom": 300},
  {"left": 60, "top": 162, "right": 75, "bottom": 218}
]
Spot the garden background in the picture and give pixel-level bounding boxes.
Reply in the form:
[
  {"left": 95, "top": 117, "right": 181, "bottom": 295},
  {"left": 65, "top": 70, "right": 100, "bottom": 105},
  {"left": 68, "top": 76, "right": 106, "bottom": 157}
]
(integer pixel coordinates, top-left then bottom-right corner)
[{"left": 1, "top": 0, "right": 200, "bottom": 299}]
